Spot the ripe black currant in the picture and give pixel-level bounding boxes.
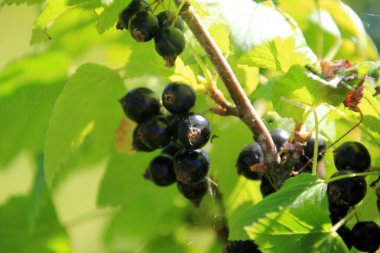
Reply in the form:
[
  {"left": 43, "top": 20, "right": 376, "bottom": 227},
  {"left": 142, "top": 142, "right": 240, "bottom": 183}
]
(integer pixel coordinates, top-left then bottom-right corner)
[
  {"left": 145, "top": 155, "right": 176, "bottom": 186},
  {"left": 236, "top": 143, "right": 263, "bottom": 180},
  {"left": 304, "top": 137, "right": 326, "bottom": 161},
  {"left": 156, "top": 11, "right": 184, "bottom": 31},
  {"left": 334, "top": 141, "right": 371, "bottom": 172},
  {"left": 132, "top": 125, "right": 155, "bottom": 152},
  {"left": 116, "top": 0, "right": 150, "bottom": 30},
  {"left": 351, "top": 221, "right": 380, "bottom": 252},
  {"left": 293, "top": 155, "right": 312, "bottom": 174},
  {"left": 270, "top": 128, "right": 290, "bottom": 151},
  {"left": 137, "top": 115, "right": 171, "bottom": 150},
  {"left": 328, "top": 203, "right": 349, "bottom": 224},
  {"left": 175, "top": 113, "right": 211, "bottom": 150},
  {"left": 177, "top": 178, "right": 209, "bottom": 207},
  {"left": 174, "top": 149, "right": 210, "bottom": 185},
  {"left": 161, "top": 142, "right": 182, "bottom": 158},
  {"left": 260, "top": 176, "right": 277, "bottom": 197},
  {"left": 154, "top": 26, "right": 186, "bottom": 67},
  {"left": 327, "top": 170, "right": 367, "bottom": 207},
  {"left": 162, "top": 82, "right": 196, "bottom": 114},
  {"left": 223, "top": 240, "right": 261, "bottom": 253},
  {"left": 119, "top": 87, "right": 160, "bottom": 123},
  {"left": 337, "top": 225, "right": 352, "bottom": 249},
  {"left": 129, "top": 10, "right": 159, "bottom": 42}
]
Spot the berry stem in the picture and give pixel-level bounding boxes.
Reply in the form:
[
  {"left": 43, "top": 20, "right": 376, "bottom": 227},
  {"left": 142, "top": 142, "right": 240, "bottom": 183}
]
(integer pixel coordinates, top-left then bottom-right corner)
[
  {"left": 326, "top": 170, "right": 380, "bottom": 184},
  {"left": 312, "top": 109, "right": 319, "bottom": 177},
  {"left": 174, "top": 0, "right": 279, "bottom": 168}
]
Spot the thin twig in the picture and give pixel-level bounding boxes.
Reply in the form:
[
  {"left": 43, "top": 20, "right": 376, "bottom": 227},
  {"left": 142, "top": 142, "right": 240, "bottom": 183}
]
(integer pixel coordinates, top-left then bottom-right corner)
[{"left": 174, "top": 1, "right": 279, "bottom": 169}]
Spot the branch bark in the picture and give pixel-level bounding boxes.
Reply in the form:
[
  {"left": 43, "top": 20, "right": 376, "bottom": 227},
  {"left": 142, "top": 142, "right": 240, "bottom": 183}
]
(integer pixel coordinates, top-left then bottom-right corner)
[{"left": 175, "top": 1, "right": 280, "bottom": 169}]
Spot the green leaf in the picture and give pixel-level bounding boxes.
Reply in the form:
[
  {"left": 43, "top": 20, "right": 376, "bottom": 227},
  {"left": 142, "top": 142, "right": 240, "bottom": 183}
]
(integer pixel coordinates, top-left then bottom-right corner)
[
  {"left": 220, "top": 0, "right": 318, "bottom": 71},
  {"left": 30, "top": 0, "right": 87, "bottom": 44},
  {"left": 246, "top": 208, "right": 349, "bottom": 253},
  {"left": 44, "top": 63, "right": 125, "bottom": 187},
  {"left": 0, "top": 170, "right": 70, "bottom": 253},
  {"left": 0, "top": 82, "right": 64, "bottom": 167},
  {"left": 0, "top": 53, "right": 69, "bottom": 97},
  {"left": 271, "top": 65, "right": 349, "bottom": 122},
  {"left": 96, "top": 0, "right": 128, "bottom": 34},
  {"left": 220, "top": 0, "right": 293, "bottom": 52},
  {"left": 229, "top": 174, "right": 328, "bottom": 240},
  {"left": 98, "top": 151, "right": 181, "bottom": 241},
  {"left": 1, "top": 0, "right": 43, "bottom": 6}
]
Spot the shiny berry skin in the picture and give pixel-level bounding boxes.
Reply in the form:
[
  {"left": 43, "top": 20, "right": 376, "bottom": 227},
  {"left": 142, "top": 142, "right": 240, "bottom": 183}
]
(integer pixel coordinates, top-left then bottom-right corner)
[
  {"left": 132, "top": 125, "right": 154, "bottom": 152},
  {"left": 223, "top": 240, "right": 261, "bottom": 253},
  {"left": 137, "top": 115, "right": 171, "bottom": 150},
  {"left": 156, "top": 11, "right": 184, "bottom": 31},
  {"left": 154, "top": 26, "right": 185, "bottom": 67},
  {"left": 161, "top": 142, "right": 182, "bottom": 158},
  {"left": 304, "top": 137, "right": 326, "bottom": 161},
  {"left": 146, "top": 155, "right": 176, "bottom": 186},
  {"left": 270, "top": 128, "right": 290, "bottom": 151},
  {"left": 260, "top": 176, "right": 276, "bottom": 197},
  {"left": 129, "top": 11, "right": 159, "bottom": 42},
  {"left": 337, "top": 225, "right": 352, "bottom": 249},
  {"left": 236, "top": 144, "right": 263, "bottom": 180},
  {"left": 174, "top": 149, "right": 209, "bottom": 184},
  {"left": 116, "top": 0, "right": 150, "bottom": 30},
  {"left": 177, "top": 178, "right": 209, "bottom": 207},
  {"left": 162, "top": 82, "right": 196, "bottom": 114},
  {"left": 351, "top": 221, "right": 380, "bottom": 252},
  {"left": 120, "top": 87, "right": 160, "bottom": 123},
  {"left": 334, "top": 141, "right": 371, "bottom": 172},
  {"left": 327, "top": 170, "right": 367, "bottom": 207},
  {"left": 175, "top": 113, "right": 211, "bottom": 150}
]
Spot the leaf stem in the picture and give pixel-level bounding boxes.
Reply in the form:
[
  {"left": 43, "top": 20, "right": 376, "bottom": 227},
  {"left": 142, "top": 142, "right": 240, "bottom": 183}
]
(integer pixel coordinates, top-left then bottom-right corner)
[{"left": 174, "top": 1, "right": 279, "bottom": 167}]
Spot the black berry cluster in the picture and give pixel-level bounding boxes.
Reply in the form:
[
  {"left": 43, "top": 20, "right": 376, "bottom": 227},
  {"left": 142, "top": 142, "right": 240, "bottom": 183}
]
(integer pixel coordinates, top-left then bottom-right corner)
[
  {"left": 120, "top": 82, "right": 211, "bottom": 207},
  {"left": 116, "top": 0, "right": 186, "bottom": 67},
  {"left": 235, "top": 128, "right": 289, "bottom": 197},
  {"left": 325, "top": 141, "right": 380, "bottom": 252}
]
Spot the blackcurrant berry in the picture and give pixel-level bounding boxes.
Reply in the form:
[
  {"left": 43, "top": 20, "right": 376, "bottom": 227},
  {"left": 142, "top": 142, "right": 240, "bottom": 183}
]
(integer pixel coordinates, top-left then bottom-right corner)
[
  {"left": 177, "top": 178, "right": 209, "bottom": 207},
  {"left": 293, "top": 155, "right": 312, "bottom": 174},
  {"left": 351, "top": 221, "right": 380, "bottom": 252},
  {"left": 328, "top": 203, "right": 349, "bottom": 224},
  {"left": 156, "top": 11, "right": 184, "bottom": 31},
  {"left": 137, "top": 115, "right": 171, "bottom": 149},
  {"left": 116, "top": 0, "right": 150, "bottom": 30},
  {"left": 337, "top": 225, "right": 352, "bottom": 249},
  {"left": 304, "top": 137, "right": 326, "bottom": 161},
  {"left": 223, "top": 240, "right": 261, "bottom": 253},
  {"left": 154, "top": 26, "right": 185, "bottom": 67},
  {"left": 334, "top": 141, "right": 371, "bottom": 172},
  {"left": 120, "top": 87, "right": 160, "bottom": 123},
  {"left": 132, "top": 125, "right": 155, "bottom": 152},
  {"left": 174, "top": 149, "right": 210, "bottom": 185},
  {"left": 129, "top": 10, "right": 159, "bottom": 42},
  {"left": 175, "top": 113, "right": 211, "bottom": 150},
  {"left": 161, "top": 142, "right": 182, "bottom": 158},
  {"left": 162, "top": 82, "right": 196, "bottom": 114},
  {"left": 260, "top": 176, "right": 277, "bottom": 197},
  {"left": 327, "top": 170, "right": 367, "bottom": 207},
  {"left": 270, "top": 128, "right": 290, "bottom": 151},
  {"left": 145, "top": 155, "right": 176, "bottom": 186},
  {"left": 236, "top": 143, "right": 264, "bottom": 180}
]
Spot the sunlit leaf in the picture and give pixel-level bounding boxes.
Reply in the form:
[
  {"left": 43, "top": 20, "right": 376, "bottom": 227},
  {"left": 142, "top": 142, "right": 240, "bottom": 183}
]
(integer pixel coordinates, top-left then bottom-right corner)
[{"left": 44, "top": 63, "right": 125, "bottom": 187}]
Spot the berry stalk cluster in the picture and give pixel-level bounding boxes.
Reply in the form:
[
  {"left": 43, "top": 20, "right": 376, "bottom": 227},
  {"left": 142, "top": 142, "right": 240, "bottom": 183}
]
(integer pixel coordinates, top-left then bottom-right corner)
[
  {"left": 117, "top": 0, "right": 186, "bottom": 67},
  {"left": 119, "top": 82, "right": 212, "bottom": 207}
]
